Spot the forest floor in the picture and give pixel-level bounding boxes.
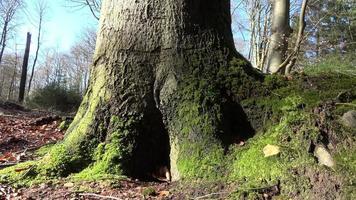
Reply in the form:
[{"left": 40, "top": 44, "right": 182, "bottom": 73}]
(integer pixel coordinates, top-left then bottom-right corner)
[{"left": 0, "top": 103, "right": 175, "bottom": 200}]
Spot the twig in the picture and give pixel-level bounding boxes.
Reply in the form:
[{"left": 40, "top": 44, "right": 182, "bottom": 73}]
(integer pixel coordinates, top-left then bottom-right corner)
[
  {"left": 0, "top": 162, "right": 17, "bottom": 169},
  {"left": 335, "top": 103, "right": 356, "bottom": 107},
  {"left": 12, "top": 141, "right": 58, "bottom": 155},
  {"left": 79, "top": 193, "right": 122, "bottom": 200},
  {"left": 191, "top": 192, "right": 229, "bottom": 200}
]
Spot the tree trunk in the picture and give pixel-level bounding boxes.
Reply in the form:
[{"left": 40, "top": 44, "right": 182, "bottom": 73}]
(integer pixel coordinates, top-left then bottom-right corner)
[
  {"left": 7, "top": 48, "right": 18, "bottom": 100},
  {"left": 18, "top": 32, "right": 31, "bottom": 102},
  {"left": 39, "top": 0, "right": 260, "bottom": 181},
  {"left": 267, "top": 0, "right": 291, "bottom": 74},
  {"left": 27, "top": 16, "right": 42, "bottom": 95},
  {"left": 0, "top": 21, "right": 9, "bottom": 66}
]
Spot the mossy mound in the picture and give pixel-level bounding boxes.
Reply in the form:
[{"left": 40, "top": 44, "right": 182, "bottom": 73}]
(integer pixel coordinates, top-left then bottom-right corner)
[
  {"left": 227, "top": 67, "right": 355, "bottom": 198},
  {"left": 170, "top": 65, "right": 355, "bottom": 198}
]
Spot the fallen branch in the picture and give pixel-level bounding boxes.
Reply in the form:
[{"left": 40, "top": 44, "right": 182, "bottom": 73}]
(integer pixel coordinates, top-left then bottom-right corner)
[
  {"left": 13, "top": 141, "right": 57, "bottom": 155},
  {"left": 0, "top": 162, "right": 17, "bottom": 169},
  {"left": 79, "top": 193, "right": 122, "bottom": 200},
  {"left": 191, "top": 192, "right": 229, "bottom": 200},
  {"left": 336, "top": 103, "right": 356, "bottom": 107}
]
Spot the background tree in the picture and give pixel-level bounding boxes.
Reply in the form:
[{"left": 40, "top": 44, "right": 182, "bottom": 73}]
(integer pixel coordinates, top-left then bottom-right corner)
[
  {"left": 0, "top": 0, "right": 22, "bottom": 65},
  {"left": 6, "top": 45, "right": 20, "bottom": 100},
  {"left": 0, "top": 52, "right": 20, "bottom": 99},
  {"left": 18, "top": 32, "right": 31, "bottom": 102},
  {"left": 305, "top": 0, "right": 355, "bottom": 58},
  {"left": 266, "top": 0, "right": 292, "bottom": 73},
  {"left": 27, "top": 0, "right": 48, "bottom": 94}
]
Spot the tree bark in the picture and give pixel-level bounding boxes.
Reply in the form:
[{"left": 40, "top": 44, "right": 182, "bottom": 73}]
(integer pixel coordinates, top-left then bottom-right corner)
[
  {"left": 267, "top": 0, "right": 291, "bottom": 74},
  {"left": 39, "top": 0, "right": 260, "bottom": 181},
  {"left": 18, "top": 32, "right": 31, "bottom": 102}
]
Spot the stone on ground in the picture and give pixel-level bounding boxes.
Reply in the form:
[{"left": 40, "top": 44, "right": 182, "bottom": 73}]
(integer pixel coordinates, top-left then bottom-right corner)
[
  {"left": 341, "top": 110, "right": 356, "bottom": 128},
  {"left": 314, "top": 146, "right": 335, "bottom": 168}
]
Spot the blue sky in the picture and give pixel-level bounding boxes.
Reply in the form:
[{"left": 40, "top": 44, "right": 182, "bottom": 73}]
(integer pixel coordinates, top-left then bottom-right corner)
[
  {"left": 12, "top": 0, "right": 249, "bottom": 58},
  {"left": 16, "top": 0, "right": 98, "bottom": 54}
]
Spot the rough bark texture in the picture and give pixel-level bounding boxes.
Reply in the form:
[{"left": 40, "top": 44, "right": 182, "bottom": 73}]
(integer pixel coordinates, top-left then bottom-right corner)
[
  {"left": 40, "top": 0, "right": 261, "bottom": 181},
  {"left": 267, "top": 0, "right": 291, "bottom": 74}
]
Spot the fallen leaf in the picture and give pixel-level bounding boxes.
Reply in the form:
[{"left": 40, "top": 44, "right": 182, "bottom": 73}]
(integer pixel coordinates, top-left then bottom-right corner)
[
  {"left": 158, "top": 190, "right": 170, "bottom": 197},
  {"left": 64, "top": 182, "right": 74, "bottom": 188},
  {"left": 263, "top": 144, "right": 280, "bottom": 157}
]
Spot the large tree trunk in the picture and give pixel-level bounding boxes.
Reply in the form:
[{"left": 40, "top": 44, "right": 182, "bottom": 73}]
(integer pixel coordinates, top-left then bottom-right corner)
[{"left": 40, "top": 0, "right": 260, "bottom": 181}]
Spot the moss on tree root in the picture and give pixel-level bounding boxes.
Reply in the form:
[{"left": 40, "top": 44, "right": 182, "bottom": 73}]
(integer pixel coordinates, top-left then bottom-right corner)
[{"left": 1, "top": 60, "right": 355, "bottom": 200}]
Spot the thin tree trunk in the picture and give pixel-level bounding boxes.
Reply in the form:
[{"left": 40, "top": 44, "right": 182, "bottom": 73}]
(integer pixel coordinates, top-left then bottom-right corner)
[
  {"left": 285, "top": 0, "right": 309, "bottom": 74},
  {"left": 0, "top": 21, "right": 9, "bottom": 66},
  {"left": 0, "top": 73, "right": 5, "bottom": 98},
  {"left": 267, "top": 0, "right": 291, "bottom": 74},
  {"left": 38, "top": 0, "right": 260, "bottom": 181},
  {"left": 27, "top": 16, "right": 43, "bottom": 94},
  {"left": 18, "top": 32, "right": 31, "bottom": 102},
  {"left": 273, "top": 0, "right": 309, "bottom": 74},
  {"left": 8, "top": 46, "right": 18, "bottom": 100}
]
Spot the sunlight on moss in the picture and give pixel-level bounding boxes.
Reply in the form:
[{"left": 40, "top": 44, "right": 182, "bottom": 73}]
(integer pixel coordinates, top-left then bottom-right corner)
[{"left": 230, "top": 95, "right": 318, "bottom": 192}]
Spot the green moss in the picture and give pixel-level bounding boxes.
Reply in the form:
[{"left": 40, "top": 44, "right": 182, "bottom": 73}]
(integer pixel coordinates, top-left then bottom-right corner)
[
  {"left": 230, "top": 96, "right": 317, "bottom": 188},
  {"left": 334, "top": 145, "right": 356, "bottom": 199},
  {"left": 73, "top": 115, "right": 138, "bottom": 180},
  {"left": 0, "top": 161, "right": 41, "bottom": 186},
  {"left": 169, "top": 58, "right": 262, "bottom": 180},
  {"left": 230, "top": 65, "right": 356, "bottom": 198},
  {"left": 0, "top": 65, "right": 112, "bottom": 184},
  {"left": 34, "top": 144, "right": 55, "bottom": 157},
  {"left": 37, "top": 65, "right": 109, "bottom": 177},
  {"left": 142, "top": 187, "right": 156, "bottom": 197},
  {"left": 58, "top": 120, "right": 71, "bottom": 131}
]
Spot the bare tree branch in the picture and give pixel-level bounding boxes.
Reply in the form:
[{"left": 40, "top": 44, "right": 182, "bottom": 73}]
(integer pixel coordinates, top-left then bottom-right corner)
[{"left": 66, "top": 0, "right": 101, "bottom": 20}]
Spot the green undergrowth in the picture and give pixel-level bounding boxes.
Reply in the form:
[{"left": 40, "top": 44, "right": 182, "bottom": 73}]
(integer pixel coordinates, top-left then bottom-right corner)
[{"left": 303, "top": 54, "right": 355, "bottom": 76}]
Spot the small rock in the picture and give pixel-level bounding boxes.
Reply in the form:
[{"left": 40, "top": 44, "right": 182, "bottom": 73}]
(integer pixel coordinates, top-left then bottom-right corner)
[
  {"left": 263, "top": 144, "right": 280, "bottom": 157},
  {"left": 314, "top": 146, "right": 335, "bottom": 168},
  {"left": 342, "top": 110, "right": 356, "bottom": 128},
  {"left": 39, "top": 183, "right": 47, "bottom": 189},
  {"left": 64, "top": 182, "right": 74, "bottom": 188}
]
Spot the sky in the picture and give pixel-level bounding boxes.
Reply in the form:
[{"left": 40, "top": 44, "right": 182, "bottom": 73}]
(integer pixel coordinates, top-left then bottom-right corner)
[
  {"left": 9, "top": 0, "right": 250, "bottom": 59},
  {"left": 14, "top": 0, "right": 98, "bottom": 54}
]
